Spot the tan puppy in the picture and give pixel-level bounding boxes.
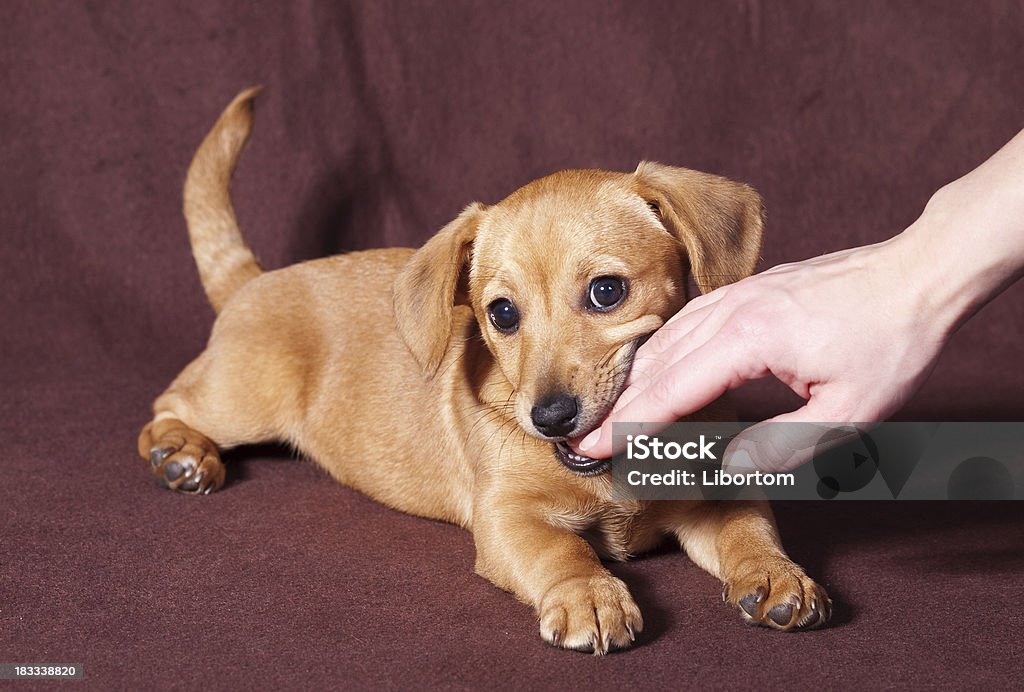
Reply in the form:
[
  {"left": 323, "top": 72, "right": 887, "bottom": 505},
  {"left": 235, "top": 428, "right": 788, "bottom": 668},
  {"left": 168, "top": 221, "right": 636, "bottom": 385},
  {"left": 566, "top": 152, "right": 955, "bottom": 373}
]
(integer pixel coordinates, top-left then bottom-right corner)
[{"left": 139, "top": 88, "right": 831, "bottom": 654}]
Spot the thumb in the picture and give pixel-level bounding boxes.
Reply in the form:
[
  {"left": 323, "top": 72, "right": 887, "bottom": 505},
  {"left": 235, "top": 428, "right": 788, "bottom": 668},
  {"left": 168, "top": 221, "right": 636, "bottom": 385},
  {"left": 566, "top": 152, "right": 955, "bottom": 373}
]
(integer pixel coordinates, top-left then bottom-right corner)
[{"left": 722, "top": 400, "right": 864, "bottom": 474}]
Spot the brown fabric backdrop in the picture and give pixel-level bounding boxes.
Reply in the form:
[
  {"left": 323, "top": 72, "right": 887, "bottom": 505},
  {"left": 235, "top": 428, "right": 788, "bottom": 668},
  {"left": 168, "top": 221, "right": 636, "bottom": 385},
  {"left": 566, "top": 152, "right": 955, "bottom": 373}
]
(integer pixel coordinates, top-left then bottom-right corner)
[{"left": 2, "top": 1, "right": 1021, "bottom": 689}]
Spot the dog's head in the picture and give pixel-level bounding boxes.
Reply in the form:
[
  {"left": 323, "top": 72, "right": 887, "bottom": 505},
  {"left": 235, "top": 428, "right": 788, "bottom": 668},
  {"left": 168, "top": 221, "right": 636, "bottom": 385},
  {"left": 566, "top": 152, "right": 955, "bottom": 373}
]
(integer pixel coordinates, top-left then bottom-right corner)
[{"left": 393, "top": 163, "right": 763, "bottom": 475}]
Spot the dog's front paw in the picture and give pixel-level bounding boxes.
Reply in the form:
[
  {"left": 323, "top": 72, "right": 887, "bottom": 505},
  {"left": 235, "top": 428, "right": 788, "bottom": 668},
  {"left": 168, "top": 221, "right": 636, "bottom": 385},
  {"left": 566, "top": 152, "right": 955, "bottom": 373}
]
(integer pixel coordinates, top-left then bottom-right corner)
[
  {"left": 538, "top": 574, "right": 643, "bottom": 655},
  {"left": 144, "top": 424, "right": 225, "bottom": 495},
  {"left": 723, "top": 558, "right": 831, "bottom": 630}
]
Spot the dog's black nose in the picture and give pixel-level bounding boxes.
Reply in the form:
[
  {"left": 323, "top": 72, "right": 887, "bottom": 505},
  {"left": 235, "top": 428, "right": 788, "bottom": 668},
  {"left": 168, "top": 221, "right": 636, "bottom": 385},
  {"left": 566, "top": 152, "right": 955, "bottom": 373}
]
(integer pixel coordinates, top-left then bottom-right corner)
[{"left": 531, "top": 394, "right": 579, "bottom": 437}]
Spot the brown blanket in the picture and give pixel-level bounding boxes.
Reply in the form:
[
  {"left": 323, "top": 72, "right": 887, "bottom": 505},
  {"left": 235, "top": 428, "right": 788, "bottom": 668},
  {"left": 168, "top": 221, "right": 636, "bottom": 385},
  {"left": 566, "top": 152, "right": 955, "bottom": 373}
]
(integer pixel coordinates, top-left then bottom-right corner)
[{"left": 2, "top": 1, "right": 1021, "bottom": 687}]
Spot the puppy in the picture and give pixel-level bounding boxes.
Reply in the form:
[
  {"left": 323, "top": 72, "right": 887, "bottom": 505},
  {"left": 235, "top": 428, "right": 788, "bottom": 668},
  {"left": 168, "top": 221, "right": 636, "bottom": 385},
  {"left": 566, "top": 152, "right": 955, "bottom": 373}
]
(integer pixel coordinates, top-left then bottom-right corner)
[{"left": 139, "top": 88, "right": 830, "bottom": 654}]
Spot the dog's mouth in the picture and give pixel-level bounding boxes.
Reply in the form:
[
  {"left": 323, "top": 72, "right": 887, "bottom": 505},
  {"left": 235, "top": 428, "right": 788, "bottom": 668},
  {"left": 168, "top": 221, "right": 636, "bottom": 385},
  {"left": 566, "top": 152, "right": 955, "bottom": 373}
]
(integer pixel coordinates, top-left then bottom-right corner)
[{"left": 552, "top": 440, "right": 611, "bottom": 477}]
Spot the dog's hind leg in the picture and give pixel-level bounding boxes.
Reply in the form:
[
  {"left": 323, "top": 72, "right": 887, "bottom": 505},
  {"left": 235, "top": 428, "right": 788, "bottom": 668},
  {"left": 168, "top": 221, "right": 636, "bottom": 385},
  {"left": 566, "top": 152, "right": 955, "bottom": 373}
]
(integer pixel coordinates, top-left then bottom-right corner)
[{"left": 138, "top": 345, "right": 285, "bottom": 495}]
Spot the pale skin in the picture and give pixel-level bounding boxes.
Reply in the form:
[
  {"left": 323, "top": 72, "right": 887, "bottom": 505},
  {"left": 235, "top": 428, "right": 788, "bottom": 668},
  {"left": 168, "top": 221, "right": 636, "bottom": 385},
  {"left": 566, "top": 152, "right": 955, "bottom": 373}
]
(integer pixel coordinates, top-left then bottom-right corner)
[{"left": 574, "top": 127, "right": 1024, "bottom": 470}]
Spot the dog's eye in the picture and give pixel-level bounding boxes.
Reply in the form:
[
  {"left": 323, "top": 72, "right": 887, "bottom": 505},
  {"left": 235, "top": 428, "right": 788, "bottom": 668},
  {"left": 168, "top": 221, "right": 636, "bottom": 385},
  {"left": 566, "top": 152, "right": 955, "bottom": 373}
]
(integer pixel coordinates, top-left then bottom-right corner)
[
  {"left": 588, "top": 276, "right": 626, "bottom": 311},
  {"left": 487, "top": 298, "right": 520, "bottom": 333}
]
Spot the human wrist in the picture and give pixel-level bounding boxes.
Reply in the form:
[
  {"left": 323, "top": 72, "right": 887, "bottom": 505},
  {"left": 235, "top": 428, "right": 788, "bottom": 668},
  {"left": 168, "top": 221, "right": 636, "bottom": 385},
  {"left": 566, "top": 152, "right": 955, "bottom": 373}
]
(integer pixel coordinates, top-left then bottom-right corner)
[
  {"left": 904, "top": 179, "right": 1024, "bottom": 334},
  {"left": 882, "top": 204, "right": 972, "bottom": 342}
]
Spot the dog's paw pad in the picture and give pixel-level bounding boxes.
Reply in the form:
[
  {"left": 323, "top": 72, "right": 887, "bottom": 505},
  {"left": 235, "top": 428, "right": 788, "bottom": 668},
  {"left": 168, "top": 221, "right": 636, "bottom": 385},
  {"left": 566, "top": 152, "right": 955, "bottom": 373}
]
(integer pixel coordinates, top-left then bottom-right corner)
[
  {"left": 164, "top": 459, "right": 187, "bottom": 481},
  {"left": 768, "top": 601, "right": 794, "bottom": 627},
  {"left": 539, "top": 574, "right": 643, "bottom": 654},
  {"left": 725, "top": 560, "right": 830, "bottom": 631}
]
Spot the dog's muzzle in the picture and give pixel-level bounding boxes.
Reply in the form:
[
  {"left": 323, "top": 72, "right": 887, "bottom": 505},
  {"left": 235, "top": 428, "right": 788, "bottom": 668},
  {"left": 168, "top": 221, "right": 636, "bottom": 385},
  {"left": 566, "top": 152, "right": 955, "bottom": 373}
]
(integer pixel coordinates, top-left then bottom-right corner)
[
  {"left": 544, "top": 319, "right": 663, "bottom": 478},
  {"left": 552, "top": 441, "right": 610, "bottom": 476}
]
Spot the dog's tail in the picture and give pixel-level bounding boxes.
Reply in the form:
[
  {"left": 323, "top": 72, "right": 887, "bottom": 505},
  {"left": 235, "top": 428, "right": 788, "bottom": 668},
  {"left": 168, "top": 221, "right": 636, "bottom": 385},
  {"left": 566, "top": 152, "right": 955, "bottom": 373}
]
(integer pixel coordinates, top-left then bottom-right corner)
[{"left": 183, "top": 86, "right": 264, "bottom": 314}]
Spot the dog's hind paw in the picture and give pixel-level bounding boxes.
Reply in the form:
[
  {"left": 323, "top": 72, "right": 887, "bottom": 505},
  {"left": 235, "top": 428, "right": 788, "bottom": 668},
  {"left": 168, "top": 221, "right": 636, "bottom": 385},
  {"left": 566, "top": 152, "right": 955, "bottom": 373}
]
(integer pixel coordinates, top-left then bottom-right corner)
[
  {"left": 141, "top": 421, "right": 225, "bottom": 495},
  {"left": 723, "top": 558, "right": 831, "bottom": 631},
  {"left": 538, "top": 574, "right": 643, "bottom": 655}
]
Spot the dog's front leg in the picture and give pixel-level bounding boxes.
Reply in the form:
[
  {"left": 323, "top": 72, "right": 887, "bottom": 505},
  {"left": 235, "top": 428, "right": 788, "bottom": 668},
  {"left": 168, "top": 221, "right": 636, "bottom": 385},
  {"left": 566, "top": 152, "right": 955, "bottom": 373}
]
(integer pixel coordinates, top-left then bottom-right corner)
[
  {"left": 658, "top": 500, "right": 831, "bottom": 630},
  {"left": 473, "top": 508, "right": 642, "bottom": 654}
]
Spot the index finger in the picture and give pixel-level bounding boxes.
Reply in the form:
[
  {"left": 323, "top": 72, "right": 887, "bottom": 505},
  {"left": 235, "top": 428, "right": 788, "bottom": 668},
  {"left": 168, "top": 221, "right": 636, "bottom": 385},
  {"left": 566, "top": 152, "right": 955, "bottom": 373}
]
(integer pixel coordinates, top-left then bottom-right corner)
[{"left": 578, "top": 337, "right": 756, "bottom": 458}]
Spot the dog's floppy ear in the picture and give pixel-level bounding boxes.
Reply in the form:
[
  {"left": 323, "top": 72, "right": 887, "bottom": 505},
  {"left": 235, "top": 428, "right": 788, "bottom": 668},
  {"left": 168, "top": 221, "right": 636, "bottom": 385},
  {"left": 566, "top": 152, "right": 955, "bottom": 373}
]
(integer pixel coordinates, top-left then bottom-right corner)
[
  {"left": 392, "top": 203, "right": 486, "bottom": 376},
  {"left": 634, "top": 161, "right": 764, "bottom": 294}
]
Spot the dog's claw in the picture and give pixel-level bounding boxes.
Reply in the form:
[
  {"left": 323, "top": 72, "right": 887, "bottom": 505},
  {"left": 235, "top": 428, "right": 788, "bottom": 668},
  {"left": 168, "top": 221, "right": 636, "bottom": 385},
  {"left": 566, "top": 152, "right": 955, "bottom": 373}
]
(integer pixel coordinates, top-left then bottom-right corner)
[
  {"left": 150, "top": 447, "right": 172, "bottom": 467},
  {"left": 738, "top": 594, "right": 758, "bottom": 617}
]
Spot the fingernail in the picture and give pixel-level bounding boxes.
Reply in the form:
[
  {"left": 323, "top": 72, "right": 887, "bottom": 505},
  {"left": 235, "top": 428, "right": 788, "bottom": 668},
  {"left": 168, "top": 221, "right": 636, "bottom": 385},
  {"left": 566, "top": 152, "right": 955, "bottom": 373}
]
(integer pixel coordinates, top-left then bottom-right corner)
[
  {"left": 722, "top": 448, "right": 754, "bottom": 473},
  {"left": 579, "top": 428, "right": 601, "bottom": 452}
]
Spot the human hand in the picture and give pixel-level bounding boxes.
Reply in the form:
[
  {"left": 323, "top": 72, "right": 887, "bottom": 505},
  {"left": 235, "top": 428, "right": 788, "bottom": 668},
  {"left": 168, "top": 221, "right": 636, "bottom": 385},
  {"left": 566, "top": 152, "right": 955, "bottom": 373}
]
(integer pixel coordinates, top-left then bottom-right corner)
[
  {"left": 573, "top": 233, "right": 949, "bottom": 471},
  {"left": 573, "top": 127, "right": 1024, "bottom": 471}
]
